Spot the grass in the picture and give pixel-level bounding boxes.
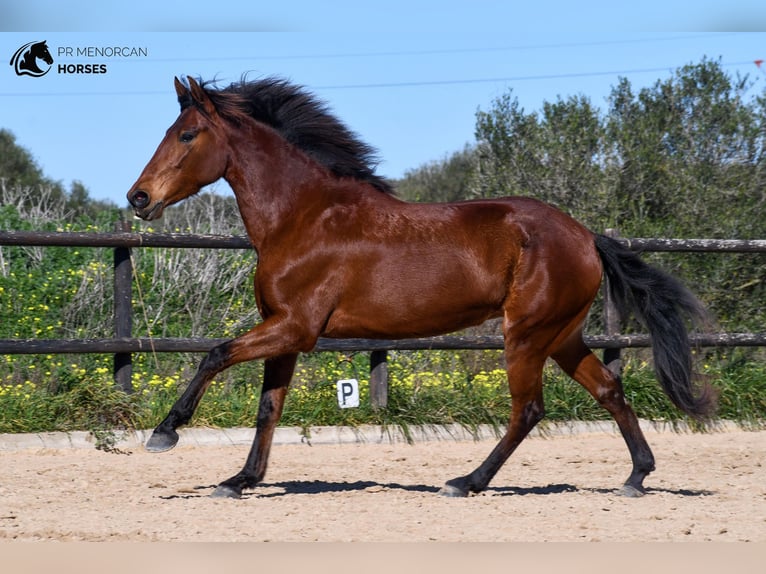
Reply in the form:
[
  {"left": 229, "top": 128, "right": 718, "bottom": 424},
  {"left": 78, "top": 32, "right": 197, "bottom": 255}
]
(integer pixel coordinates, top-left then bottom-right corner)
[{"left": 0, "top": 351, "right": 763, "bottom": 437}]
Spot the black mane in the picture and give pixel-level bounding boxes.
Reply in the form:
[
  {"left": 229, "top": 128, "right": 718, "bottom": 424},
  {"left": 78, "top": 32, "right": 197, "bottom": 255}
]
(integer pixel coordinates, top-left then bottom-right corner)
[{"left": 183, "top": 77, "right": 394, "bottom": 194}]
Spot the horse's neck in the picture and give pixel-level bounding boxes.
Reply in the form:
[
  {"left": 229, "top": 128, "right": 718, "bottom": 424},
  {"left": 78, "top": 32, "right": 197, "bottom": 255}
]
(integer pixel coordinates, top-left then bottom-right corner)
[{"left": 222, "top": 124, "right": 333, "bottom": 249}]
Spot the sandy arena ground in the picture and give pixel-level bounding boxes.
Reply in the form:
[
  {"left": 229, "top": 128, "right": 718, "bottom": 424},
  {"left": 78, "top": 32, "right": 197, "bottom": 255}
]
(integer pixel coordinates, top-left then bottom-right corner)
[{"left": 0, "top": 424, "right": 764, "bottom": 542}]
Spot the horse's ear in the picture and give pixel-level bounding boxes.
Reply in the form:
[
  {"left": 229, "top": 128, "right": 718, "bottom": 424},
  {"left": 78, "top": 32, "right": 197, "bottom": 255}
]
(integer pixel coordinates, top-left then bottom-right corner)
[
  {"left": 175, "top": 76, "right": 193, "bottom": 111},
  {"left": 187, "top": 76, "right": 217, "bottom": 117},
  {"left": 174, "top": 76, "right": 188, "bottom": 98}
]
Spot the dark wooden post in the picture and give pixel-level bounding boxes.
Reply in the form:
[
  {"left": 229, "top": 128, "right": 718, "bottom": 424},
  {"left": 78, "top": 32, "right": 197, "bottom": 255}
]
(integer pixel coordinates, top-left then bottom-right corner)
[
  {"left": 602, "top": 228, "right": 622, "bottom": 375},
  {"left": 369, "top": 350, "right": 389, "bottom": 408},
  {"left": 113, "top": 219, "right": 133, "bottom": 392}
]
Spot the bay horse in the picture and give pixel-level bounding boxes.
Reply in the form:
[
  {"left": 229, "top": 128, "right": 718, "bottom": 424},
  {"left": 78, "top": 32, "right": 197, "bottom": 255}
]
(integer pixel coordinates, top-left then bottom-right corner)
[{"left": 127, "top": 76, "right": 716, "bottom": 499}]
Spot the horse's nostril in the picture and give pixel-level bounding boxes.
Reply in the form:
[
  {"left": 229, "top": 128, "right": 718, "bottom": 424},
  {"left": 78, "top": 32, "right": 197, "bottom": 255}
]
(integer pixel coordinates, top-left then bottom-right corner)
[{"left": 130, "top": 190, "right": 150, "bottom": 209}]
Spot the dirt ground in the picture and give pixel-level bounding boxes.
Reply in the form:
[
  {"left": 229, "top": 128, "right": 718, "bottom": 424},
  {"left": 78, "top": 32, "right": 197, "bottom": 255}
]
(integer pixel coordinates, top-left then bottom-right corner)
[{"left": 0, "top": 425, "right": 764, "bottom": 542}]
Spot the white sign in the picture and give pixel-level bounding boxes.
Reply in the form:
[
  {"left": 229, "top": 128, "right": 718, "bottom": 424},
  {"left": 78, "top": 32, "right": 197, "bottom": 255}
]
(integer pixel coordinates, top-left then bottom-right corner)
[{"left": 336, "top": 378, "right": 359, "bottom": 408}]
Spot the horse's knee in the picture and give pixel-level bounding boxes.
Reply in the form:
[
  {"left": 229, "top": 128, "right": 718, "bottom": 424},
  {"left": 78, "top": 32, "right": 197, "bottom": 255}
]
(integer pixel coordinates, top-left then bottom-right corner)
[{"left": 200, "top": 343, "right": 230, "bottom": 373}]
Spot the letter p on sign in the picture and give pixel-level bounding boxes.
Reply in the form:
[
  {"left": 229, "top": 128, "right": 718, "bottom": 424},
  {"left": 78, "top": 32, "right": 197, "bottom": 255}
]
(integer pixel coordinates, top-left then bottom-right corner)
[{"left": 336, "top": 378, "right": 359, "bottom": 408}]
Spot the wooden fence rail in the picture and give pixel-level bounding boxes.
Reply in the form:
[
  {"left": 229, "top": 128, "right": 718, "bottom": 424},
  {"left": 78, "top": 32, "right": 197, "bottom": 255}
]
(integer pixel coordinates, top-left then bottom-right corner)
[{"left": 1, "top": 229, "right": 765, "bottom": 408}]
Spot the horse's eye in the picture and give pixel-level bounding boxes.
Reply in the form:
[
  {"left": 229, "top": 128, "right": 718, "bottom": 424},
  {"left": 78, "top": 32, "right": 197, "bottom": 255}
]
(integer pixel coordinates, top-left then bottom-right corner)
[{"left": 179, "top": 131, "right": 196, "bottom": 143}]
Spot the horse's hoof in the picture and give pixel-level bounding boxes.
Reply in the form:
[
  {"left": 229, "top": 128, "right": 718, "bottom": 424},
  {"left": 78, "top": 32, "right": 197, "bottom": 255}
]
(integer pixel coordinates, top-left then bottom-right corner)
[
  {"left": 145, "top": 429, "right": 179, "bottom": 453},
  {"left": 616, "top": 484, "right": 646, "bottom": 498},
  {"left": 210, "top": 484, "right": 242, "bottom": 499},
  {"left": 439, "top": 483, "right": 469, "bottom": 497}
]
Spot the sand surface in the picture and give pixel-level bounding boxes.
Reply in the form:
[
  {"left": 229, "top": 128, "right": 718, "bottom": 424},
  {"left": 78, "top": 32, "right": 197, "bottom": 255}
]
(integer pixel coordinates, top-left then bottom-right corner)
[{"left": 1, "top": 426, "right": 764, "bottom": 542}]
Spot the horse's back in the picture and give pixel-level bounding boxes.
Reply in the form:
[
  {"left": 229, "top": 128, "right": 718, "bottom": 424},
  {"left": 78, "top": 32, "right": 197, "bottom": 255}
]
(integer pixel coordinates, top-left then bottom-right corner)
[{"left": 428, "top": 195, "right": 601, "bottom": 276}]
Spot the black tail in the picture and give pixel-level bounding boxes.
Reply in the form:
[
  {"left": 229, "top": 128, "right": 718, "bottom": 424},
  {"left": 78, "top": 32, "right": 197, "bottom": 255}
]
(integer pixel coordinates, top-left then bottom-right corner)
[{"left": 594, "top": 234, "right": 717, "bottom": 418}]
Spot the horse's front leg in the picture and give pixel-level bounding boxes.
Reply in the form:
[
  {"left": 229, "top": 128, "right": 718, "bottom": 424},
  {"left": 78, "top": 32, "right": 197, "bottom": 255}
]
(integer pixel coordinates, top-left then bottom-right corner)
[
  {"left": 211, "top": 353, "right": 298, "bottom": 498},
  {"left": 145, "top": 316, "right": 315, "bottom": 453},
  {"left": 145, "top": 343, "right": 231, "bottom": 452}
]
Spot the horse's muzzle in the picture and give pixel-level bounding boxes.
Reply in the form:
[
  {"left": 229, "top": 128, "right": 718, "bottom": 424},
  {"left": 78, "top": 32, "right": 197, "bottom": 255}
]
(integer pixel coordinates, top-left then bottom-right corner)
[{"left": 127, "top": 189, "right": 164, "bottom": 220}]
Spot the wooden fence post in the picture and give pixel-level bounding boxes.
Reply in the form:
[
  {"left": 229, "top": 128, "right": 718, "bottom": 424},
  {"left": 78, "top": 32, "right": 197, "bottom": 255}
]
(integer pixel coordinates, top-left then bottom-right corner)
[
  {"left": 602, "top": 228, "right": 622, "bottom": 375},
  {"left": 113, "top": 220, "right": 133, "bottom": 392},
  {"left": 369, "top": 350, "right": 389, "bottom": 408}
]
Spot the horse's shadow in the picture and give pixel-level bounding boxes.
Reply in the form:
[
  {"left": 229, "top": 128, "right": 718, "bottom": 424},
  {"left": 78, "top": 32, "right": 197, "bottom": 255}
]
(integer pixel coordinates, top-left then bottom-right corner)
[
  {"left": 158, "top": 480, "right": 438, "bottom": 500},
  {"left": 489, "top": 484, "right": 715, "bottom": 497},
  {"left": 159, "top": 480, "right": 714, "bottom": 499}
]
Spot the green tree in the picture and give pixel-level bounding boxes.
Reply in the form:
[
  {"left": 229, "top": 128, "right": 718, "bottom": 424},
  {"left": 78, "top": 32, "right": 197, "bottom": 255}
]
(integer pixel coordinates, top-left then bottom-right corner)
[
  {"left": 473, "top": 92, "right": 611, "bottom": 228},
  {"left": 0, "top": 129, "right": 69, "bottom": 210},
  {"left": 396, "top": 146, "right": 477, "bottom": 203},
  {"left": 605, "top": 58, "right": 765, "bottom": 237},
  {"left": 0, "top": 129, "right": 48, "bottom": 189}
]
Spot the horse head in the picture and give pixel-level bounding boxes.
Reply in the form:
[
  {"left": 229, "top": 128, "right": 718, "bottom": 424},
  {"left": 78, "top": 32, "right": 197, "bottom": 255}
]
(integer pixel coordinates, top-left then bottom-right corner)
[{"left": 127, "top": 77, "right": 230, "bottom": 220}]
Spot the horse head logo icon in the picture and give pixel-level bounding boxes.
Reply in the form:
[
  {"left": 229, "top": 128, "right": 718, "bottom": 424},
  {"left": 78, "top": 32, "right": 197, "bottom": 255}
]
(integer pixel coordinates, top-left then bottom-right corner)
[{"left": 10, "top": 40, "right": 54, "bottom": 77}]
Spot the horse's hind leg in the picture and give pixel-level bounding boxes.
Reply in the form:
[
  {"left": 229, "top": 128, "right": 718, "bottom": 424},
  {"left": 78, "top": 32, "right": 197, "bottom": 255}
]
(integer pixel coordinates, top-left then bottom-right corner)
[
  {"left": 211, "top": 353, "right": 298, "bottom": 499},
  {"left": 440, "top": 262, "right": 588, "bottom": 498},
  {"left": 441, "top": 349, "right": 547, "bottom": 497},
  {"left": 552, "top": 336, "right": 655, "bottom": 496}
]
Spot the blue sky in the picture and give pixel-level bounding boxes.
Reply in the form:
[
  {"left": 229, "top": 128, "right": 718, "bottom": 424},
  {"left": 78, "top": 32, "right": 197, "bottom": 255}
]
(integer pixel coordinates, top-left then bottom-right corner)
[{"left": 2, "top": 3, "right": 766, "bottom": 206}]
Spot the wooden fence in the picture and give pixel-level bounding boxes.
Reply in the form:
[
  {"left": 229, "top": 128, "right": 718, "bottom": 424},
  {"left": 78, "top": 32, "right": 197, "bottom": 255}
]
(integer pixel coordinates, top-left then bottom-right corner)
[{"left": 1, "top": 227, "right": 765, "bottom": 408}]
